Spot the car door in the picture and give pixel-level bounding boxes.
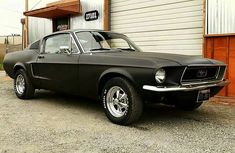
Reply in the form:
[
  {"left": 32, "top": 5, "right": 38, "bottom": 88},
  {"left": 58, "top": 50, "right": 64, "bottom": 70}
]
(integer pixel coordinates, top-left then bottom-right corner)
[{"left": 35, "top": 33, "right": 80, "bottom": 93}]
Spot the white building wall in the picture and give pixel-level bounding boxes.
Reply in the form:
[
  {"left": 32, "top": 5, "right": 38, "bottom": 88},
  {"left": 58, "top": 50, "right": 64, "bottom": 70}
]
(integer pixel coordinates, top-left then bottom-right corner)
[
  {"left": 28, "top": 0, "right": 54, "bottom": 43},
  {"left": 28, "top": 0, "right": 104, "bottom": 43},
  {"left": 70, "top": 0, "right": 104, "bottom": 30},
  {"left": 206, "top": 0, "right": 235, "bottom": 34},
  {"left": 111, "top": 0, "right": 203, "bottom": 55}
]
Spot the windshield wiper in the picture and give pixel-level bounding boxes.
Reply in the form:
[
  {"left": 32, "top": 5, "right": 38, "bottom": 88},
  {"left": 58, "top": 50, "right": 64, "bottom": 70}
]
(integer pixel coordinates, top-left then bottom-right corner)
[
  {"left": 117, "top": 48, "right": 135, "bottom": 51},
  {"left": 90, "top": 48, "right": 111, "bottom": 51}
]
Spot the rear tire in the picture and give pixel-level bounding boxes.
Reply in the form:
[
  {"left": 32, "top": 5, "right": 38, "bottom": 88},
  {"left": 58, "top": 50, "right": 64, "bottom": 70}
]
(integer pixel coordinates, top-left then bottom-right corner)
[
  {"left": 101, "top": 77, "right": 143, "bottom": 125},
  {"left": 14, "top": 69, "right": 35, "bottom": 99}
]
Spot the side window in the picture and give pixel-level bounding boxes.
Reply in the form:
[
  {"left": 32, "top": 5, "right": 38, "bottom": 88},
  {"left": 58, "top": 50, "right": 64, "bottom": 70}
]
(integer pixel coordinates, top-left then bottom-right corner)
[
  {"left": 76, "top": 32, "right": 100, "bottom": 52},
  {"left": 44, "top": 34, "right": 79, "bottom": 54}
]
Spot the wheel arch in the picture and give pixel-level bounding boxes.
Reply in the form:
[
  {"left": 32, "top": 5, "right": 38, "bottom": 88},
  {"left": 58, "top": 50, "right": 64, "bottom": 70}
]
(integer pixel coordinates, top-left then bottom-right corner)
[
  {"left": 13, "top": 63, "right": 27, "bottom": 76},
  {"left": 98, "top": 68, "right": 138, "bottom": 97}
]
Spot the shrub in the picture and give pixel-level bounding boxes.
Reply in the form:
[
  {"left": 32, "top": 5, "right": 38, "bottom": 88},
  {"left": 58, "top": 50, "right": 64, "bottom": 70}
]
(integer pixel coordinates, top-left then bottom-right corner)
[{"left": 0, "top": 56, "right": 3, "bottom": 70}]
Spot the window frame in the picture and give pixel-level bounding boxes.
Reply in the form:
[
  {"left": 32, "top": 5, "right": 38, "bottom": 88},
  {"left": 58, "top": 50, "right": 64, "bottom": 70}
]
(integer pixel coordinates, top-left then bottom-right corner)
[
  {"left": 41, "top": 32, "right": 80, "bottom": 55},
  {"left": 74, "top": 31, "right": 142, "bottom": 53}
]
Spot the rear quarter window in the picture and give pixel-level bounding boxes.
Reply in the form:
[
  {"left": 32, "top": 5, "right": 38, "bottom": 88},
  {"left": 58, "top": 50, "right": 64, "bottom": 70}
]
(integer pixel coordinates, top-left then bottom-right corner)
[{"left": 29, "top": 40, "right": 40, "bottom": 51}]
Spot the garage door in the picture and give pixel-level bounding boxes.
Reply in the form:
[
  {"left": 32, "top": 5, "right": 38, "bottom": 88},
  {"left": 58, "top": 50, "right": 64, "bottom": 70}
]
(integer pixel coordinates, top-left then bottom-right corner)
[{"left": 110, "top": 0, "right": 203, "bottom": 55}]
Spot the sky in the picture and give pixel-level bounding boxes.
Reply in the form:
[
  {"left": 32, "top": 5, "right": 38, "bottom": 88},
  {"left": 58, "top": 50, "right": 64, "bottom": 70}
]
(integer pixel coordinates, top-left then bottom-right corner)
[{"left": 0, "top": 0, "right": 24, "bottom": 36}]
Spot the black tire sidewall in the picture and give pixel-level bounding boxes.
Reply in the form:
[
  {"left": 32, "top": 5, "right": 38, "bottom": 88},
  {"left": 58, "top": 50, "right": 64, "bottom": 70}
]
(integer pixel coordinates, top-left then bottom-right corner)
[
  {"left": 14, "top": 69, "right": 34, "bottom": 99},
  {"left": 102, "top": 78, "right": 135, "bottom": 124}
]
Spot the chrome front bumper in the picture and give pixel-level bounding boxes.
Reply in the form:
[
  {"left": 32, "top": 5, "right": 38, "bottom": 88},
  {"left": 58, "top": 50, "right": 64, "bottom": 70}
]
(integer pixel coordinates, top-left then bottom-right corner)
[{"left": 143, "top": 80, "right": 230, "bottom": 92}]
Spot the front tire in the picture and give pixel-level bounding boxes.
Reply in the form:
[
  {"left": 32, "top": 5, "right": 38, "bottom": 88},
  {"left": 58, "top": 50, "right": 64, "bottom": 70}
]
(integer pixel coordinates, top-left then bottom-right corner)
[
  {"left": 14, "top": 69, "right": 35, "bottom": 99},
  {"left": 101, "top": 77, "right": 143, "bottom": 125}
]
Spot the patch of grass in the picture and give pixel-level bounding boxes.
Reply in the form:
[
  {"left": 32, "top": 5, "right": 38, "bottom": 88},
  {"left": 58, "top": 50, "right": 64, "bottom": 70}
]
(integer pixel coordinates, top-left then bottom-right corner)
[{"left": 0, "top": 56, "right": 3, "bottom": 70}]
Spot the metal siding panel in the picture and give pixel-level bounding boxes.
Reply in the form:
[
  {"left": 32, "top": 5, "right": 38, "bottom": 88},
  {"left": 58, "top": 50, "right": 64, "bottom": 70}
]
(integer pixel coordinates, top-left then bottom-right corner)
[
  {"left": 111, "top": 5, "right": 202, "bottom": 21},
  {"left": 29, "top": 0, "right": 56, "bottom": 10},
  {"left": 28, "top": 0, "right": 104, "bottom": 43},
  {"left": 112, "top": 16, "right": 203, "bottom": 29},
  {"left": 28, "top": 0, "right": 57, "bottom": 43},
  {"left": 205, "top": 36, "right": 235, "bottom": 97},
  {"left": 111, "top": 10, "right": 203, "bottom": 25},
  {"left": 207, "top": 0, "right": 235, "bottom": 34},
  {"left": 126, "top": 28, "right": 203, "bottom": 37},
  {"left": 113, "top": 21, "right": 202, "bottom": 33},
  {"left": 70, "top": 0, "right": 104, "bottom": 30},
  {"left": 111, "top": 0, "right": 202, "bottom": 12},
  {"left": 28, "top": 17, "right": 52, "bottom": 43},
  {"left": 111, "top": 0, "right": 203, "bottom": 55},
  {"left": 228, "top": 37, "right": 235, "bottom": 96},
  {"left": 213, "top": 37, "right": 228, "bottom": 96},
  {"left": 204, "top": 38, "right": 213, "bottom": 59},
  {"left": 112, "top": 1, "right": 202, "bottom": 17},
  {"left": 131, "top": 34, "right": 202, "bottom": 42}
]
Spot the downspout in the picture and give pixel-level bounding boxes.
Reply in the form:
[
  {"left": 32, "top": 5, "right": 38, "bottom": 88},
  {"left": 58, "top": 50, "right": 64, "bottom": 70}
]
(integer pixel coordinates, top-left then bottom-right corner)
[
  {"left": 104, "top": 0, "right": 111, "bottom": 31},
  {"left": 108, "top": 0, "right": 111, "bottom": 31}
]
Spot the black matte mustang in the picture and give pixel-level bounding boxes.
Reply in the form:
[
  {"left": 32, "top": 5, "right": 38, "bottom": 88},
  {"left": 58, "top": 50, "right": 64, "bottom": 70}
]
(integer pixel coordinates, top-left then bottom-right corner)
[{"left": 3, "top": 29, "right": 230, "bottom": 125}]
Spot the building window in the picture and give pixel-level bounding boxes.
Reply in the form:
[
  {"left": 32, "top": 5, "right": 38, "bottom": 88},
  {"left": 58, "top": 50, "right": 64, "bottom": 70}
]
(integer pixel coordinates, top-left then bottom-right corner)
[
  {"left": 206, "top": 0, "right": 235, "bottom": 34},
  {"left": 53, "top": 17, "right": 70, "bottom": 32}
]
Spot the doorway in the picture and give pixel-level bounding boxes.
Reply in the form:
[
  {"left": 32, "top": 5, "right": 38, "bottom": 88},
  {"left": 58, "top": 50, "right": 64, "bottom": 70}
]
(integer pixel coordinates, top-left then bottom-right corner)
[{"left": 53, "top": 16, "right": 70, "bottom": 32}]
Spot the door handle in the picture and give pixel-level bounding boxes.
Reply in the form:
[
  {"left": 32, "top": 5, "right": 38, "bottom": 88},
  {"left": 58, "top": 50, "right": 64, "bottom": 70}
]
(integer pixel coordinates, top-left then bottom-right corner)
[{"left": 38, "top": 55, "right": 45, "bottom": 59}]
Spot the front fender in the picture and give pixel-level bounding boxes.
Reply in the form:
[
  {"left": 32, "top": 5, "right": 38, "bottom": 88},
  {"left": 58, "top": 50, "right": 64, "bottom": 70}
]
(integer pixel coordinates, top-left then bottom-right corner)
[
  {"left": 14, "top": 63, "right": 27, "bottom": 72},
  {"left": 98, "top": 68, "right": 138, "bottom": 95},
  {"left": 99, "top": 68, "right": 136, "bottom": 85},
  {"left": 98, "top": 67, "right": 155, "bottom": 97}
]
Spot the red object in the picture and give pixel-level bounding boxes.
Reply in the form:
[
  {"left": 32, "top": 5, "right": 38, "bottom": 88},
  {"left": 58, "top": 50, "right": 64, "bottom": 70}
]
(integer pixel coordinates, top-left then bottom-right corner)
[{"left": 204, "top": 35, "right": 235, "bottom": 98}]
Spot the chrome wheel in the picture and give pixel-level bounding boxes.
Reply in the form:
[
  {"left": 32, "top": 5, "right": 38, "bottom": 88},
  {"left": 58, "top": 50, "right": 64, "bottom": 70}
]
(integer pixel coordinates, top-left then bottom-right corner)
[
  {"left": 106, "top": 86, "right": 129, "bottom": 118},
  {"left": 16, "top": 74, "right": 25, "bottom": 95}
]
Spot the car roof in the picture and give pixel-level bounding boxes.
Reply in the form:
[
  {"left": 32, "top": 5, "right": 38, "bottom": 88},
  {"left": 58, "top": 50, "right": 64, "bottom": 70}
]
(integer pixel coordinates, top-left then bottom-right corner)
[
  {"left": 43, "top": 29, "right": 125, "bottom": 39},
  {"left": 52, "top": 29, "right": 107, "bottom": 34}
]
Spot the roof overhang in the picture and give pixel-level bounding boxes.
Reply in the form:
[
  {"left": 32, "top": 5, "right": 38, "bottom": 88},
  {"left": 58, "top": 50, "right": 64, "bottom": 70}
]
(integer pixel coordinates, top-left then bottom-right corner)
[{"left": 24, "top": 0, "right": 81, "bottom": 19}]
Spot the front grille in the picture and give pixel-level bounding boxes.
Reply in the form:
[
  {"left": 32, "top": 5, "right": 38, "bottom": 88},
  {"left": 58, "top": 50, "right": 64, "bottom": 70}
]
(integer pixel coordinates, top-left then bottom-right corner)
[{"left": 181, "top": 66, "right": 220, "bottom": 83}]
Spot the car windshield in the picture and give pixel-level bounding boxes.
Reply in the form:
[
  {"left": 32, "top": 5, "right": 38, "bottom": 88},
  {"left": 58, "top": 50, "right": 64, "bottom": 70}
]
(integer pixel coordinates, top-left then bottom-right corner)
[{"left": 75, "top": 31, "right": 142, "bottom": 52}]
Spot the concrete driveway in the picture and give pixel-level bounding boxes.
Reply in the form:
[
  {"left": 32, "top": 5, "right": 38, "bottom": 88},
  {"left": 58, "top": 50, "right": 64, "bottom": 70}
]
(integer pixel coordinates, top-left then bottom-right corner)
[{"left": 0, "top": 71, "right": 234, "bottom": 153}]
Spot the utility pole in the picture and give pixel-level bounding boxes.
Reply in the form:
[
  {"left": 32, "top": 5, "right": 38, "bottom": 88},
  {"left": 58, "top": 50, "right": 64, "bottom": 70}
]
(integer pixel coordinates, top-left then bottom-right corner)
[
  {"left": 25, "top": 0, "right": 29, "bottom": 47},
  {"left": 5, "top": 36, "right": 9, "bottom": 54},
  {"left": 21, "top": 18, "right": 25, "bottom": 49},
  {"left": 12, "top": 34, "right": 14, "bottom": 45}
]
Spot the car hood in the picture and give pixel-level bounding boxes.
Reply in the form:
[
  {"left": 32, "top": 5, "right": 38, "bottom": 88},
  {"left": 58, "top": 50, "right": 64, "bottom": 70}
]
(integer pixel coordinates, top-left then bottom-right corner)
[
  {"left": 91, "top": 51, "right": 223, "bottom": 66},
  {"left": 128, "top": 52, "right": 218, "bottom": 65}
]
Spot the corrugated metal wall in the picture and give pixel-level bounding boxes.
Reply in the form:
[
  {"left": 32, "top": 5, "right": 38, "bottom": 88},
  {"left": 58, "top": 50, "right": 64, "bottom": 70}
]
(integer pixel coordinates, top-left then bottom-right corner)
[
  {"left": 206, "top": 0, "right": 235, "bottom": 34},
  {"left": 28, "top": 0, "right": 104, "bottom": 43},
  {"left": 204, "top": 0, "right": 235, "bottom": 98},
  {"left": 110, "top": 0, "right": 203, "bottom": 55},
  {"left": 28, "top": 0, "right": 55, "bottom": 43},
  {"left": 70, "top": 0, "right": 104, "bottom": 30}
]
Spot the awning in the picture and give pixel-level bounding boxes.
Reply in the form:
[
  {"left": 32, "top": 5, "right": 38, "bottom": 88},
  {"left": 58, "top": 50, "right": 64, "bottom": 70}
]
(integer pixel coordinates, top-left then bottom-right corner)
[{"left": 24, "top": 0, "right": 81, "bottom": 19}]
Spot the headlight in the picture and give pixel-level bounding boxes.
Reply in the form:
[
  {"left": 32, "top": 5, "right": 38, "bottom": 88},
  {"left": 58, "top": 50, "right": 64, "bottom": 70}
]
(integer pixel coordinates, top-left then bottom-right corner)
[{"left": 155, "top": 69, "right": 166, "bottom": 83}]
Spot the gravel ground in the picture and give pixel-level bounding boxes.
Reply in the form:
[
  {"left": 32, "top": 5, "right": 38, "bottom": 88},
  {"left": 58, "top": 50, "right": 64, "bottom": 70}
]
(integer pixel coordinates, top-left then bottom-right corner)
[{"left": 0, "top": 71, "right": 234, "bottom": 153}]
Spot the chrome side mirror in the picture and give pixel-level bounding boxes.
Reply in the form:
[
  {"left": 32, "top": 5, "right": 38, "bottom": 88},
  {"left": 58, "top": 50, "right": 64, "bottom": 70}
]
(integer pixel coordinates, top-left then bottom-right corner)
[{"left": 59, "top": 46, "right": 71, "bottom": 55}]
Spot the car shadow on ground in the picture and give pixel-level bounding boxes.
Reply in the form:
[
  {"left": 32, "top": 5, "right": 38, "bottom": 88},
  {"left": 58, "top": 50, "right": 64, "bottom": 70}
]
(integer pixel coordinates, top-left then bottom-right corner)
[
  {"left": 33, "top": 89, "right": 103, "bottom": 111},
  {"left": 33, "top": 90, "right": 221, "bottom": 127}
]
